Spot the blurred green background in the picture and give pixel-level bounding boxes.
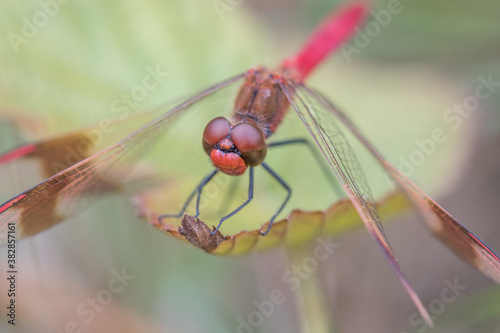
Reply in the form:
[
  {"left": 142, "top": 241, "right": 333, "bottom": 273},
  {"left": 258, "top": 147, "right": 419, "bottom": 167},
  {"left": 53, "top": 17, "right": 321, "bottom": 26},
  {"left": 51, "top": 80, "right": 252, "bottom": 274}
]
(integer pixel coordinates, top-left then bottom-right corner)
[{"left": 0, "top": 0, "right": 500, "bottom": 332}]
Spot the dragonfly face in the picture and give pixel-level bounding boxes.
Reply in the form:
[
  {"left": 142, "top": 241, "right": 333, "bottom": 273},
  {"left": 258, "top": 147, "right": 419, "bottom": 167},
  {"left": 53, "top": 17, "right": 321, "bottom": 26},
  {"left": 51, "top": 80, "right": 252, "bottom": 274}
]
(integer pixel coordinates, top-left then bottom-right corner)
[{"left": 202, "top": 116, "right": 267, "bottom": 176}]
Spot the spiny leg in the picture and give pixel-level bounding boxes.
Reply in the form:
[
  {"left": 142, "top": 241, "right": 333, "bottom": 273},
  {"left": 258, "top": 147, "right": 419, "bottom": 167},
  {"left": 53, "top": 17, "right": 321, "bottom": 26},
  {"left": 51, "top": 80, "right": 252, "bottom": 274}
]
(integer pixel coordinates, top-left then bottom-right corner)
[
  {"left": 158, "top": 169, "right": 218, "bottom": 222},
  {"left": 193, "top": 170, "right": 220, "bottom": 218},
  {"left": 259, "top": 162, "right": 291, "bottom": 236},
  {"left": 211, "top": 167, "right": 255, "bottom": 235},
  {"left": 268, "top": 138, "right": 342, "bottom": 197}
]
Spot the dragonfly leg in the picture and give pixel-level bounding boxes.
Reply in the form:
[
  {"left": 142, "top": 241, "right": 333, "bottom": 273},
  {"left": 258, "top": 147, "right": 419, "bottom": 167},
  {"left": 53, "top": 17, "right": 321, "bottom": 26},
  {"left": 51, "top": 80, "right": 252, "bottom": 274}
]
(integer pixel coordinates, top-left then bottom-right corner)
[
  {"left": 268, "top": 138, "right": 342, "bottom": 197},
  {"left": 211, "top": 167, "right": 254, "bottom": 235},
  {"left": 259, "top": 162, "right": 291, "bottom": 236},
  {"left": 158, "top": 169, "right": 218, "bottom": 222},
  {"left": 194, "top": 169, "right": 220, "bottom": 218},
  {"left": 215, "top": 176, "right": 242, "bottom": 217}
]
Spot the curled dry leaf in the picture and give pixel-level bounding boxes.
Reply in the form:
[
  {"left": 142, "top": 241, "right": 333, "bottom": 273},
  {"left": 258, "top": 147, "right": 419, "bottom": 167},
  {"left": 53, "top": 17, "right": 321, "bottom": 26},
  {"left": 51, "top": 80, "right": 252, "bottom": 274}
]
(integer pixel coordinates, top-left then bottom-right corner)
[
  {"left": 132, "top": 187, "right": 410, "bottom": 256},
  {"left": 178, "top": 214, "right": 226, "bottom": 252}
]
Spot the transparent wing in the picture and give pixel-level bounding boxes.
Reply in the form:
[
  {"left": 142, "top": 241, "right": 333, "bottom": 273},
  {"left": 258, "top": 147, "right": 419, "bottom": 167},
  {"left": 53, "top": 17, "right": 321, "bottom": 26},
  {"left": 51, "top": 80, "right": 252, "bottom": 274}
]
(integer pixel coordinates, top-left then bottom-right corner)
[
  {"left": 295, "top": 83, "right": 500, "bottom": 284},
  {"left": 0, "top": 109, "right": 177, "bottom": 202},
  {"left": 280, "top": 80, "right": 434, "bottom": 327},
  {"left": 0, "top": 74, "right": 245, "bottom": 244}
]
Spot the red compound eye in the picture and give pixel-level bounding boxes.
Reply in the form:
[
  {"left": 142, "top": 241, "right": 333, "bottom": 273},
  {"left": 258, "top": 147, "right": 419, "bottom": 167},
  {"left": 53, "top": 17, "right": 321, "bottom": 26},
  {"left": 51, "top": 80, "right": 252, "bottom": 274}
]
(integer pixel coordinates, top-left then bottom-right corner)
[
  {"left": 230, "top": 122, "right": 267, "bottom": 167},
  {"left": 202, "top": 117, "right": 231, "bottom": 155}
]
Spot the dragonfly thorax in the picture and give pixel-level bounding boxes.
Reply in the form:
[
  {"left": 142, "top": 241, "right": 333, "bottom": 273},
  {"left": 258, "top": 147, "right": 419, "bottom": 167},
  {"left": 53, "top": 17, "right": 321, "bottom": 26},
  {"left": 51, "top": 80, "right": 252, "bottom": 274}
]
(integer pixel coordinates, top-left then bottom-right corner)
[
  {"left": 232, "top": 67, "right": 290, "bottom": 139},
  {"left": 202, "top": 116, "right": 267, "bottom": 176}
]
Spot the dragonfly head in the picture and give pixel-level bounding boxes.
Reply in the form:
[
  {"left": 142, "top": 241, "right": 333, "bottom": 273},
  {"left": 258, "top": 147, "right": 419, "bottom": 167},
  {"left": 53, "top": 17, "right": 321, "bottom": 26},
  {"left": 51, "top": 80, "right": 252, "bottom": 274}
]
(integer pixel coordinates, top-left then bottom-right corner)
[{"left": 202, "top": 117, "right": 267, "bottom": 176}]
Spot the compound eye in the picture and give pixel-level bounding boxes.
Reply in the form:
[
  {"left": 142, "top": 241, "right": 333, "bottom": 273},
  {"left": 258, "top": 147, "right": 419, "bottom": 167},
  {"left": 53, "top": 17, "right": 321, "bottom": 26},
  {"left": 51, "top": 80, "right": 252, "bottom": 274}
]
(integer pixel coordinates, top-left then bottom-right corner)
[
  {"left": 231, "top": 122, "right": 267, "bottom": 166},
  {"left": 202, "top": 117, "right": 231, "bottom": 153}
]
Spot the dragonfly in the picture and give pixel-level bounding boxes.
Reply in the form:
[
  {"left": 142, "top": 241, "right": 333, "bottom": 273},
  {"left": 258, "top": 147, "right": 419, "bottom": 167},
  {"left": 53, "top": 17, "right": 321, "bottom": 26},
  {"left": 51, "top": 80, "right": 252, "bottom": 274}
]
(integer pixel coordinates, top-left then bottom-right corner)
[{"left": 0, "top": 1, "right": 499, "bottom": 327}]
